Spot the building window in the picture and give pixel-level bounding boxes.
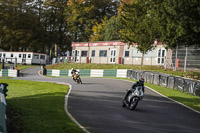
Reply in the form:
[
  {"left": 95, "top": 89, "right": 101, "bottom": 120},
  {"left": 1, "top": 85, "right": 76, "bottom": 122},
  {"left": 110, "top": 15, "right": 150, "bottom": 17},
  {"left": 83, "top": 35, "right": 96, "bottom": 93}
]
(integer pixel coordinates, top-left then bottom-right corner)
[
  {"left": 34, "top": 54, "right": 39, "bottom": 59},
  {"left": 40, "top": 55, "right": 45, "bottom": 59},
  {"left": 157, "top": 48, "right": 166, "bottom": 64},
  {"left": 19, "top": 54, "right": 21, "bottom": 58},
  {"left": 125, "top": 50, "right": 129, "bottom": 57},
  {"left": 28, "top": 54, "right": 31, "bottom": 58},
  {"left": 91, "top": 50, "right": 95, "bottom": 57},
  {"left": 3, "top": 53, "right": 6, "bottom": 57},
  {"left": 99, "top": 50, "right": 107, "bottom": 57},
  {"left": 81, "top": 51, "right": 88, "bottom": 57},
  {"left": 11, "top": 53, "right": 13, "bottom": 57},
  {"left": 23, "top": 54, "right": 26, "bottom": 58},
  {"left": 0, "top": 53, "right": 2, "bottom": 57}
]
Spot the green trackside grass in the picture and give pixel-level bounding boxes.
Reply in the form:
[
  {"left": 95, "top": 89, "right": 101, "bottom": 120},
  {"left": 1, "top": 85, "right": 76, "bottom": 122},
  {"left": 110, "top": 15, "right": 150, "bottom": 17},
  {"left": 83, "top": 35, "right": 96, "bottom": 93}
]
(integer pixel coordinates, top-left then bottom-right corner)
[
  {"left": 0, "top": 63, "right": 38, "bottom": 70},
  {"left": 17, "top": 64, "right": 39, "bottom": 70},
  {"left": 145, "top": 82, "right": 200, "bottom": 112},
  {"left": 0, "top": 79, "right": 84, "bottom": 133},
  {"left": 115, "top": 77, "right": 200, "bottom": 112}
]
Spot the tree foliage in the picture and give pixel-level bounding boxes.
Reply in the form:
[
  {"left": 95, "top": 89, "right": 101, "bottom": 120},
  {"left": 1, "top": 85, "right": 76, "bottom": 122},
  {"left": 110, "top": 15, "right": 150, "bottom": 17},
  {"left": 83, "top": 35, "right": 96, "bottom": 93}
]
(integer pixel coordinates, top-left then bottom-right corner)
[
  {"left": 0, "top": 0, "right": 70, "bottom": 54},
  {"left": 90, "top": 16, "right": 120, "bottom": 41},
  {"left": 156, "top": 0, "right": 200, "bottom": 48},
  {"left": 119, "top": 0, "right": 160, "bottom": 65},
  {"left": 66, "top": 0, "right": 119, "bottom": 42}
]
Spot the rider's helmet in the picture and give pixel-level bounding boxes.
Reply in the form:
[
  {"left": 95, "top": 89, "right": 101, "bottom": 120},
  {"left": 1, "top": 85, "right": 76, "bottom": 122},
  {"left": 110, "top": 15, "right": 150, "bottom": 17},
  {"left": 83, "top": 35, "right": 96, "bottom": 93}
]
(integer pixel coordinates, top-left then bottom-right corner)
[
  {"left": 139, "top": 78, "right": 144, "bottom": 85},
  {"left": 71, "top": 68, "right": 75, "bottom": 74}
]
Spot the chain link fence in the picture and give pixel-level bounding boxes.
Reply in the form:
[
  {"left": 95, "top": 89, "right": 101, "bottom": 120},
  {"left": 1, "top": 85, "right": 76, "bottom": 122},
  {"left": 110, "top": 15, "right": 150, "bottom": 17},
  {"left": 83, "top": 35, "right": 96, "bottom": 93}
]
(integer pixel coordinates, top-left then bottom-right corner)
[{"left": 165, "top": 45, "right": 200, "bottom": 72}]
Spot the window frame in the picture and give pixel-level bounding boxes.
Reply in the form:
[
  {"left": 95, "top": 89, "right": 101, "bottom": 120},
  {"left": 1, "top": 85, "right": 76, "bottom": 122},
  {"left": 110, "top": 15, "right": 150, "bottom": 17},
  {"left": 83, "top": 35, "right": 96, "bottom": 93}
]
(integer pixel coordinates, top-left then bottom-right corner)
[
  {"left": 81, "top": 51, "right": 88, "bottom": 57},
  {"left": 99, "top": 50, "right": 107, "bottom": 57},
  {"left": 124, "top": 50, "right": 130, "bottom": 57},
  {"left": 91, "top": 50, "right": 95, "bottom": 57}
]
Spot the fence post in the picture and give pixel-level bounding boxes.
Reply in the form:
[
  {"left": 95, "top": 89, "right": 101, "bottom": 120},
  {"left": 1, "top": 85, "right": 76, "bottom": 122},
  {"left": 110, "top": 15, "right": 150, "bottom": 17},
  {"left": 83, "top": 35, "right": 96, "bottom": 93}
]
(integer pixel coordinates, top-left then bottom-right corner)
[
  {"left": 184, "top": 47, "right": 188, "bottom": 72},
  {"left": 174, "top": 46, "right": 178, "bottom": 71}
]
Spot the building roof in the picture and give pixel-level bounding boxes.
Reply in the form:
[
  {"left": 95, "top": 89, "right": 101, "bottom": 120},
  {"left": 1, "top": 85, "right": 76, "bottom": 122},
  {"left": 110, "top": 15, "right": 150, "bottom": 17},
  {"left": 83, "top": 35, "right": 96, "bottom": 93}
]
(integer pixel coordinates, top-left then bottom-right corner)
[{"left": 72, "top": 41, "right": 137, "bottom": 47}]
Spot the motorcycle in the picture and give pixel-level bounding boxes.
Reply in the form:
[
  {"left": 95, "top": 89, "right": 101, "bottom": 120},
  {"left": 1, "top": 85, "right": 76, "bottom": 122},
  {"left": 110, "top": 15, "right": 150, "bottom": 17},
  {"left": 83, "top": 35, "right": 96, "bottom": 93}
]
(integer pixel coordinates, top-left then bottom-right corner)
[
  {"left": 73, "top": 72, "right": 82, "bottom": 84},
  {"left": 122, "top": 86, "right": 144, "bottom": 110}
]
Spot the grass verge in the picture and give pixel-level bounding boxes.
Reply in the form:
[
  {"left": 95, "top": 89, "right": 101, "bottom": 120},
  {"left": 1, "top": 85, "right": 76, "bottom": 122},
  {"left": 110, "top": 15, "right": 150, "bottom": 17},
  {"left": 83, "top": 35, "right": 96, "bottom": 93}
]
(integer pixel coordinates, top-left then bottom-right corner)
[
  {"left": 0, "top": 79, "right": 84, "bottom": 133},
  {"left": 0, "top": 64, "right": 39, "bottom": 70}
]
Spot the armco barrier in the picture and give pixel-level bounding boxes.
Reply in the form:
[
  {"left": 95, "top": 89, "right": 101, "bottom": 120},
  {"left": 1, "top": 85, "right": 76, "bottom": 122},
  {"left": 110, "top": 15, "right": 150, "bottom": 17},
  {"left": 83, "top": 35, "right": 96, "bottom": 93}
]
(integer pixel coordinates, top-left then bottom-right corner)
[
  {"left": 184, "top": 79, "right": 196, "bottom": 95},
  {"left": 127, "top": 70, "right": 200, "bottom": 96},
  {"left": 153, "top": 72, "right": 160, "bottom": 85},
  {"left": 127, "top": 70, "right": 132, "bottom": 79},
  {"left": 167, "top": 76, "right": 175, "bottom": 89},
  {"left": 0, "top": 83, "right": 8, "bottom": 133},
  {"left": 174, "top": 77, "right": 185, "bottom": 91},
  {"left": 194, "top": 82, "right": 200, "bottom": 96},
  {"left": 159, "top": 74, "right": 170, "bottom": 88},
  {"left": 143, "top": 72, "right": 154, "bottom": 84}
]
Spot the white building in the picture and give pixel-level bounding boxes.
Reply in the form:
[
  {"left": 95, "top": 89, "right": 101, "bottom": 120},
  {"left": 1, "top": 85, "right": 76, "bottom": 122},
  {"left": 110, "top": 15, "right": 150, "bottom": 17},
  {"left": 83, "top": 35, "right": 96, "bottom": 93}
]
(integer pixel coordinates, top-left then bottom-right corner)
[
  {"left": 0, "top": 51, "right": 47, "bottom": 65},
  {"left": 72, "top": 41, "right": 167, "bottom": 66}
]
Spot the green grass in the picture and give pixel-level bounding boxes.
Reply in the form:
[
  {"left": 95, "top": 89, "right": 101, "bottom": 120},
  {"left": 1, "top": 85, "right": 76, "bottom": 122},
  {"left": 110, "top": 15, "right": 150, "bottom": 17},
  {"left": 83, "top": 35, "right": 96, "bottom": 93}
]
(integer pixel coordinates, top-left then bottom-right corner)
[
  {"left": 145, "top": 82, "right": 200, "bottom": 112},
  {"left": 0, "top": 63, "right": 38, "bottom": 70},
  {"left": 0, "top": 79, "right": 84, "bottom": 133},
  {"left": 17, "top": 64, "right": 39, "bottom": 70},
  {"left": 46, "top": 63, "right": 200, "bottom": 80},
  {"left": 116, "top": 77, "right": 200, "bottom": 112}
]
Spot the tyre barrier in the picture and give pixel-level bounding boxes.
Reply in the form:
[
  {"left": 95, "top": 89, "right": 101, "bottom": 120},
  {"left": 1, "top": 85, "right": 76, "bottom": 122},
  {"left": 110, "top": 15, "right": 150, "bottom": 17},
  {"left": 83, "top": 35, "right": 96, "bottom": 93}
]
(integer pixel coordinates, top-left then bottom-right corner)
[
  {"left": 127, "top": 70, "right": 200, "bottom": 96},
  {"left": 0, "top": 69, "right": 18, "bottom": 77},
  {"left": 0, "top": 83, "right": 8, "bottom": 133},
  {"left": 46, "top": 69, "right": 128, "bottom": 78}
]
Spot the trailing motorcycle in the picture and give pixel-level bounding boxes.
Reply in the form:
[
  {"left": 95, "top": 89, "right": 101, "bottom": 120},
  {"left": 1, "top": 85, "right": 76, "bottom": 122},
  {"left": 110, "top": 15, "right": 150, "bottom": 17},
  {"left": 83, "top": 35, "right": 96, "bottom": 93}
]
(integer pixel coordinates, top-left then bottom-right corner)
[
  {"left": 122, "top": 86, "right": 144, "bottom": 110},
  {"left": 73, "top": 72, "right": 82, "bottom": 84}
]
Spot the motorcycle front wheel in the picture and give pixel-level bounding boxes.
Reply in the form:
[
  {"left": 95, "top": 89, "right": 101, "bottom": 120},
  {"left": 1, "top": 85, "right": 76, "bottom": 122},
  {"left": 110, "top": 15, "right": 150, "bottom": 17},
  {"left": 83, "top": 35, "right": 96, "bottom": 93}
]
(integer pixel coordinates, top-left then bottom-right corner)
[{"left": 129, "top": 98, "right": 139, "bottom": 110}]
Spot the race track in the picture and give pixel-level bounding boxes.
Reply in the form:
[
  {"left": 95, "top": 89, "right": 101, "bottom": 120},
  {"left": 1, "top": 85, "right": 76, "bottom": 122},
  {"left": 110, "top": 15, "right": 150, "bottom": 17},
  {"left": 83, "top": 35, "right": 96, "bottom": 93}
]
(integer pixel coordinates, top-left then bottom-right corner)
[{"left": 16, "top": 67, "right": 200, "bottom": 133}]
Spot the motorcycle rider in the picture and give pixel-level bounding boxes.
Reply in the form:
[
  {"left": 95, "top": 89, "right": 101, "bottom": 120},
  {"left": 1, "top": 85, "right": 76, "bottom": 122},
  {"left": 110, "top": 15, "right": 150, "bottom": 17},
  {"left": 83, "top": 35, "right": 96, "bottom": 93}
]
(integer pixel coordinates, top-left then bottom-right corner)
[
  {"left": 124, "top": 78, "right": 145, "bottom": 100},
  {"left": 71, "top": 68, "right": 78, "bottom": 81}
]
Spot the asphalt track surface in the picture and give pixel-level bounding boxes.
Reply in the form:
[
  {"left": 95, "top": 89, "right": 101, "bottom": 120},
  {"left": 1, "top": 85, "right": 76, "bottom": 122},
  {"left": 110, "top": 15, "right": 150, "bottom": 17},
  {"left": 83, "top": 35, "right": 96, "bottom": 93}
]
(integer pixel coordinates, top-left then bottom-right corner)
[{"left": 16, "top": 67, "right": 200, "bottom": 133}]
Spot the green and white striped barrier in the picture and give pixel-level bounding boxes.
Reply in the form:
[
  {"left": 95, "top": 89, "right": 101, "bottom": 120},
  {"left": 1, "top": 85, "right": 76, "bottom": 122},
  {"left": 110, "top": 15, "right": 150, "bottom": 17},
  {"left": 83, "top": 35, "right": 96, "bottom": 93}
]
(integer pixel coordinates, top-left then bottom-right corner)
[
  {"left": 0, "top": 69, "right": 18, "bottom": 77},
  {"left": 0, "top": 84, "right": 7, "bottom": 133},
  {"left": 46, "top": 69, "right": 128, "bottom": 78}
]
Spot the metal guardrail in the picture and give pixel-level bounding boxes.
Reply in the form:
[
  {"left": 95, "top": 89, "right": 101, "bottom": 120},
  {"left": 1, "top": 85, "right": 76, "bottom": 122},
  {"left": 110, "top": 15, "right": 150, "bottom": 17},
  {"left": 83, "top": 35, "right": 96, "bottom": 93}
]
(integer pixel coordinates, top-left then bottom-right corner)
[
  {"left": 0, "top": 83, "right": 8, "bottom": 133},
  {"left": 127, "top": 70, "right": 200, "bottom": 96}
]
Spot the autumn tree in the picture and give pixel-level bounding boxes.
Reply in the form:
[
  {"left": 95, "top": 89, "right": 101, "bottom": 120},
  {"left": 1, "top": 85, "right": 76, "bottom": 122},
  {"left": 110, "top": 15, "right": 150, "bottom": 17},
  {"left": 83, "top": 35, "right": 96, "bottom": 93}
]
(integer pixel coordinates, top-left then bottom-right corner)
[
  {"left": 90, "top": 16, "right": 120, "bottom": 41},
  {"left": 66, "top": 0, "right": 119, "bottom": 42}
]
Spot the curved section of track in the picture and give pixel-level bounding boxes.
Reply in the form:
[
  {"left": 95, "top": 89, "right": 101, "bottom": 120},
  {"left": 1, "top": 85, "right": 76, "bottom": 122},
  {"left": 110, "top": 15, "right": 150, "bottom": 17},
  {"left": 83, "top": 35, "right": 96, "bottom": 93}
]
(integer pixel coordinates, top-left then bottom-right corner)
[{"left": 17, "top": 67, "right": 200, "bottom": 133}]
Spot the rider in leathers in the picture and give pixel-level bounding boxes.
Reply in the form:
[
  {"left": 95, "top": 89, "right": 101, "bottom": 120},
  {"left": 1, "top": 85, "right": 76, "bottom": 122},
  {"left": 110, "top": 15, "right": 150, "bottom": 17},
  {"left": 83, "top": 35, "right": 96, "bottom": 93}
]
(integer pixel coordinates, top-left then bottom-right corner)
[
  {"left": 71, "top": 68, "right": 78, "bottom": 81},
  {"left": 124, "top": 78, "right": 145, "bottom": 100}
]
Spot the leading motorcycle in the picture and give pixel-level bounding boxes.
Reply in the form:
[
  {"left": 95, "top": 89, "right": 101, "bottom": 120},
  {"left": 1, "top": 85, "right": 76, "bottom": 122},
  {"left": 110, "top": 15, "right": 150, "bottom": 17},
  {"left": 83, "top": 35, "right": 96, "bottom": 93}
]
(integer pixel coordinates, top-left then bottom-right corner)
[
  {"left": 122, "top": 86, "right": 144, "bottom": 110},
  {"left": 73, "top": 72, "right": 82, "bottom": 84}
]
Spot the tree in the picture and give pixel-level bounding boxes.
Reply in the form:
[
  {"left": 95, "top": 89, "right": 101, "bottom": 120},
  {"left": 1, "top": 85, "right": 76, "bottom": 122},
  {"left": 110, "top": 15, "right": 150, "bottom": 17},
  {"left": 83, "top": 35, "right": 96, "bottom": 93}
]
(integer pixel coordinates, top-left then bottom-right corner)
[
  {"left": 66, "top": 0, "right": 119, "bottom": 42},
  {"left": 119, "top": 0, "right": 159, "bottom": 65},
  {"left": 156, "top": 0, "right": 200, "bottom": 49},
  {"left": 90, "top": 16, "right": 120, "bottom": 41},
  {"left": 44, "top": 0, "right": 70, "bottom": 56}
]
